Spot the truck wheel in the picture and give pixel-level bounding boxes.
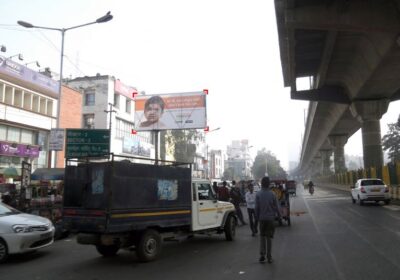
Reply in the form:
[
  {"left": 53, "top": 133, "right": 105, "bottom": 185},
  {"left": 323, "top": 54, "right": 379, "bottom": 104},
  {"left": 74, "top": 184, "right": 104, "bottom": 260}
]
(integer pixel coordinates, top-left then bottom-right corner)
[
  {"left": 136, "top": 229, "right": 162, "bottom": 262},
  {"left": 96, "top": 244, "right": 120, "bottom": 257},
  {"left": 0, "top": 239, "right": 8, "bottom": 263},
  {"left": 224, "top": 215, "right": 236, "bottom": 241}
]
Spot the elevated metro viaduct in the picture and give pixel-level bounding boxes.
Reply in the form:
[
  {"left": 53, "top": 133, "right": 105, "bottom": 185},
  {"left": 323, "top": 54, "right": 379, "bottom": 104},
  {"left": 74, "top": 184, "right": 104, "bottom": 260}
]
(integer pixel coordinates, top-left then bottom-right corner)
[{"left": 275, "top": 0, "right": 400, "bottom": 177}]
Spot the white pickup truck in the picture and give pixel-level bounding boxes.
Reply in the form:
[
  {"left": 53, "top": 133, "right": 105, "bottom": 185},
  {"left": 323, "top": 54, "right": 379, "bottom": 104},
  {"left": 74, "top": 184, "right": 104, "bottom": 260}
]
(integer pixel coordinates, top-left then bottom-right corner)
[{"left": 63, "top": 159, "right": 237, "bottom": 262}]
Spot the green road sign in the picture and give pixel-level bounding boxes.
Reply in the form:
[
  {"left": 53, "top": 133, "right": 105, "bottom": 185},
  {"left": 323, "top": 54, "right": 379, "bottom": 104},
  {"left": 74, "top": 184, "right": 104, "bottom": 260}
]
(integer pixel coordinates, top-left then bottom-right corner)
[{"left": 66, "top": 129, "right": 110, "bottom": 158}]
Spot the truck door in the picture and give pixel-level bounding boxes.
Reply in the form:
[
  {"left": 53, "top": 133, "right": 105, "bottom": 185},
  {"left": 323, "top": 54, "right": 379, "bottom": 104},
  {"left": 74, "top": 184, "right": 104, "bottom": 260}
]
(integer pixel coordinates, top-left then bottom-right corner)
[{"left": 196, "top": 182, "right": 218, "bottom": 227}]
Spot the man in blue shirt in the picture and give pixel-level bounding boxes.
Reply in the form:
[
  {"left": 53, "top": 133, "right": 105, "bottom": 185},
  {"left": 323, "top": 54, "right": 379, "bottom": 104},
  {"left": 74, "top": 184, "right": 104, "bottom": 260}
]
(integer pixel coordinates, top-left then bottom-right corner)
[{"left": 255, "top": 176, "right": 281, "bottom": 264}]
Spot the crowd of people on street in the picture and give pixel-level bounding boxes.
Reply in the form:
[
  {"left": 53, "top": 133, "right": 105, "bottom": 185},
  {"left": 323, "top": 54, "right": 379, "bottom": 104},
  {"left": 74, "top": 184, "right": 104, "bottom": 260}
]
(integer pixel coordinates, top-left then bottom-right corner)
[{"left": 214, "top": 177, "right": 284, "bottom": 264}]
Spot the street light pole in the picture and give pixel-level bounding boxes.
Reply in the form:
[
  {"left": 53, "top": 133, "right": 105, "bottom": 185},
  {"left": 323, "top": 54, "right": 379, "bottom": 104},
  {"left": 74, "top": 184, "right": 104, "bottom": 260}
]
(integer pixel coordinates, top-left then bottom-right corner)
[
  {"left": 18, "top": 12, "right": 113, "bottom": 167},
  {"left": 204, "top": 127, "right": 221, "bottom": 180}
]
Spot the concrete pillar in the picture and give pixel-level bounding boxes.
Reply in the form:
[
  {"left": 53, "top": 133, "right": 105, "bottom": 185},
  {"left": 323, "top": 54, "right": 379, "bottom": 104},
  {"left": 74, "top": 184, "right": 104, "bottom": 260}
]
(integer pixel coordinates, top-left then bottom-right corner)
[
  {"left": 329, "top": 135, "right": 348, "bottom": 173},
  {"left": 351, "top": 99, "right": 389, "bottom": 169},
  {"left": 320, "top": 149, "right": 333, "bottom": 175}
]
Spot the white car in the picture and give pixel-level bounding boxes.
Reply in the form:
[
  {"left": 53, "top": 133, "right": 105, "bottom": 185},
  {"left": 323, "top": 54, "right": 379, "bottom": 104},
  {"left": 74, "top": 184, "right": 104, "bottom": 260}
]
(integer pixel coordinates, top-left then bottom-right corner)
[
  {"left": 0, "top": 202, "right": 55, "bottom": 263},
  {"left": 350, "top": 178, "right": 391, "bottom": 205}
]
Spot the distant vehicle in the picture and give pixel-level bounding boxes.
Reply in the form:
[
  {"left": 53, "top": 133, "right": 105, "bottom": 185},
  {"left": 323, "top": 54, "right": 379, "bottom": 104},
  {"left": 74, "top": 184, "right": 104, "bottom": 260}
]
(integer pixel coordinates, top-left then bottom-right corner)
[
  {"left": 286, "top": 180, "right": 296, "bottom": 196},
  {"left": 350, "top": 178, "right": 390, "bottom": 205},
  {"left": 0, "top": 202, "right": 55, "bottom": 263}
]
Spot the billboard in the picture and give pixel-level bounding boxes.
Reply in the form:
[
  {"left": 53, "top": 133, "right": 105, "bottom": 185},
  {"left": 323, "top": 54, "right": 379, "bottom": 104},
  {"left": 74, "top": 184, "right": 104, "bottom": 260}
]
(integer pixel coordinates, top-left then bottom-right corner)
[{"left": 134, "top": 91, "right": 207, "bottom": 131}]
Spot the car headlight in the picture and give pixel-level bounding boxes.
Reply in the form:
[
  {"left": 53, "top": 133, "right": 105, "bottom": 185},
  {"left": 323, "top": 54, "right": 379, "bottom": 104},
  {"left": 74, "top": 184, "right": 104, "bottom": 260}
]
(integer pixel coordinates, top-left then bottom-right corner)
[{"left": 12, "top": 224, "right": 34, "bottom": 233}]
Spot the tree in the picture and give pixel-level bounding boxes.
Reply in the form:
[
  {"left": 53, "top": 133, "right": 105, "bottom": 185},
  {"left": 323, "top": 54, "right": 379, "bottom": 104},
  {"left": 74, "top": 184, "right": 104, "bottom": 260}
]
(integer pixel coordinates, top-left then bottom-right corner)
[
  {"left": 251, "top": 149, "right": 287, "bottom": 180},
  {"left": 382, "top": 115, "right": 400, "bottom": 163},
  {"left": 165, "top": 129, "right": 202, "bottom": 163}
]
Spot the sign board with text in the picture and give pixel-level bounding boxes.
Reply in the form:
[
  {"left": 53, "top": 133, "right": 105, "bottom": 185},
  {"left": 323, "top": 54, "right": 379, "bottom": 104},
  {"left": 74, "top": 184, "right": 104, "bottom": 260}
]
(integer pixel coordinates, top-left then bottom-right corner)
[
  {"left": 65, "top": 129, "right": 110, "bottom": 158},
  {"left": 49, "top": 129, "right": 65, "bottom": 151}
]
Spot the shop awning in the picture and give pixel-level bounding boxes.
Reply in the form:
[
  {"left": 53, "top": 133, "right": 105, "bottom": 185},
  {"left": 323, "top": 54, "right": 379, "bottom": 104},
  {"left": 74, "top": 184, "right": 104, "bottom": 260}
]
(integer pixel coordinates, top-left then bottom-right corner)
[{"left": 31, "top": 168, "right": 64, "bottom": 180}]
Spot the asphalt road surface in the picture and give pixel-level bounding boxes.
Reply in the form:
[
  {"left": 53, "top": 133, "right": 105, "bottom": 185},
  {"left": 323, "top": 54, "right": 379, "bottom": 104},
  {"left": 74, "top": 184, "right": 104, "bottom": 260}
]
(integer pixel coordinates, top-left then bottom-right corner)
[{"left": 1, "top": 185, "right": 400, "bottom": 280}]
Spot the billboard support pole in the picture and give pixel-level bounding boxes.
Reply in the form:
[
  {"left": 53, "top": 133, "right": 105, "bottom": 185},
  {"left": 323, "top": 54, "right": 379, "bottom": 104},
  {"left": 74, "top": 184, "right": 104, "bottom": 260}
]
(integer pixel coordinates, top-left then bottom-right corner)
[{"left": 154, "top": 130, "right": 160, "bottom": 165}]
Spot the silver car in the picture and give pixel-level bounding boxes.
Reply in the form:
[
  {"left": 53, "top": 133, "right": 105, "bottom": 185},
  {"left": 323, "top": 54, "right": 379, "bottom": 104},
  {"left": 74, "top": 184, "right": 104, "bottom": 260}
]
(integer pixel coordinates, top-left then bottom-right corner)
[
  {"left": 0, "top": 202, "right": 55, "bottom": 263},
  {"left": 350, "top": 178, "right": 391, "bottom": 205}
]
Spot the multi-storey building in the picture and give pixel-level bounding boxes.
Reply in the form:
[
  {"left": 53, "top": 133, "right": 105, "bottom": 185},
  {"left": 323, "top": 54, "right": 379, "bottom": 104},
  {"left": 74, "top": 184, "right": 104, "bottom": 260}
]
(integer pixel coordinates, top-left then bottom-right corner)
[
  {"left": 0, "top": 54, "right": 81, "bottom": 181},
  {"left": 66, "top": 75, "right": 154, "bottom": 159},
  {"left": 209, "top": 149, "right": 225, "bottom": 181},
  {"left": 225, "top": 139, "right": 253, "bottom": 181}
]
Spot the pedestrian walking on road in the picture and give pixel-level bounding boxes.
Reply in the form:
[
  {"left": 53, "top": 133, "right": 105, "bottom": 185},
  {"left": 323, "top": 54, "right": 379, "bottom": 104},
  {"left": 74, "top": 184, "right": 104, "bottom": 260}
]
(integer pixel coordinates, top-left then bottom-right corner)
[
  {"left": 212, "top": 181, "right": 218, "bottom": 196},
  {"left": 245, "top": 183, "right": 258, "bottom": 236},
  {"left": 230, "top": 180, "right": 247, "bottom": 226},
  {"left": 217, "top": 181, "right": 230, "bottom": 202},
  {"left": 255, "top": 176, "right": 281, "bottom": 264}
]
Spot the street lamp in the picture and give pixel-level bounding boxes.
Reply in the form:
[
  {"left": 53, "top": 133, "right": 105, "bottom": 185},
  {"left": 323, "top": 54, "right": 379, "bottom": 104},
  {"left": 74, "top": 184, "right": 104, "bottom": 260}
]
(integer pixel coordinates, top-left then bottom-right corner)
[
  {"left": 205, "top": 127, "right": 221, "bottom": 179},
  {"left": 18, "top": 11, "right": 113, "bottom": 167}
]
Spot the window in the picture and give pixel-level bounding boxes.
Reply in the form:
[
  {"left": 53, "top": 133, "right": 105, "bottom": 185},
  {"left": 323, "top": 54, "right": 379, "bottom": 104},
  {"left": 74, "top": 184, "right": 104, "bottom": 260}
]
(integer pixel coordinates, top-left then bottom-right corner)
[
  {"left": 83, "top": 114, "right": 95, "bottom": 129},
  {"left": 84, "top": 89, "right": 95, "bottom": 106},
  {"left": 114, "top": 93, "right": 120, "bottom": 108},
  {"left": 21, "top": 129, "right": 33, "bottom": 144},
  {"left": 0, "top": 125, "right": 6, "bottom": 140},
  {"left": 126, "top": 99, "right": 131, "bottom": 114},
  {"left": 197, "top": 183, "right": 215, "bottom": 200},
  {"left": 7, "top": 127, "right": 20, "bottom": 142},
  {"left": 115, "top": 118, "right": 135, "bottom": 139}
]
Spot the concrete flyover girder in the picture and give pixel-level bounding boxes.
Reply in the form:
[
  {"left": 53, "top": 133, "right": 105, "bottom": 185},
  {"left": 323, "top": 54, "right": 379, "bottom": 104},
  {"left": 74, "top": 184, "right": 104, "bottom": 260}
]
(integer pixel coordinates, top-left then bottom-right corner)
[{"left": 275, "top": 0, "right": 400, "bottom": 175}]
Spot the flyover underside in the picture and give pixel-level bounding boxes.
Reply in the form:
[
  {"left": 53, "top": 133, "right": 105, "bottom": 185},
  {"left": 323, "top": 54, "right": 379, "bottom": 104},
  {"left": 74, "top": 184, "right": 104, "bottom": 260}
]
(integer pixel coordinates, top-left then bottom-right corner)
[{"left": 275, "top": 0, "right": 400, "bottom": 174}]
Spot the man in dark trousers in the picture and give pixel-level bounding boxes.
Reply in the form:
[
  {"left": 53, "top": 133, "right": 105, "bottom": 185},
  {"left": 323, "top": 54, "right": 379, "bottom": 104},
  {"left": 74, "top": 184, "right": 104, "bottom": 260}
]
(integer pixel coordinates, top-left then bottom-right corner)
[
  {"left": 217, "top": 181, "right": 230, "bottom": 202},
  {"left": 255, "top": 176, "right": 281, "bottom": 264},
  {"left": 230, "top": 180, "right": 246, "bottom": 226}
]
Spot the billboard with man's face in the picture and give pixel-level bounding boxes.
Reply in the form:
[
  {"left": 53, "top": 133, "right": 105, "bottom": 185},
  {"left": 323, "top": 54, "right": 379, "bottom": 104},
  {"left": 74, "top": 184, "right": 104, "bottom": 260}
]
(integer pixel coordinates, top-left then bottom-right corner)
[{"left": 134, "top": 91, "right": 207, "bottom": 131}]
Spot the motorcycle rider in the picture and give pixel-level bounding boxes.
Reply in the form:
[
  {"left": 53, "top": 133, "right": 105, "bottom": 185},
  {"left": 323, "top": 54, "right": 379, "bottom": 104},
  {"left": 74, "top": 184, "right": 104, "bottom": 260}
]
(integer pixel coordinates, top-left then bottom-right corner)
[{"left": 308, "top": 180, "right": 315, "bottom": 195}]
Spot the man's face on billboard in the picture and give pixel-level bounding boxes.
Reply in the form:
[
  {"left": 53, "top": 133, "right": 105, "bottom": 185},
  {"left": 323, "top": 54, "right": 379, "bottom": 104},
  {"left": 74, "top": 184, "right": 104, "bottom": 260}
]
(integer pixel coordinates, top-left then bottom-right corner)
[{"left": 144, "top": 103, "right": 163, "bottom": 122}]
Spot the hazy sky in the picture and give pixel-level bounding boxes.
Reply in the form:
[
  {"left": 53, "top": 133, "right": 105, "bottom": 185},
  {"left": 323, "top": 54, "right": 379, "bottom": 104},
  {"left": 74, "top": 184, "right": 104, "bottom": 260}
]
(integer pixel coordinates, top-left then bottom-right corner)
[{"left": 1, "top": 0, "right": 399, "bottom": 169}]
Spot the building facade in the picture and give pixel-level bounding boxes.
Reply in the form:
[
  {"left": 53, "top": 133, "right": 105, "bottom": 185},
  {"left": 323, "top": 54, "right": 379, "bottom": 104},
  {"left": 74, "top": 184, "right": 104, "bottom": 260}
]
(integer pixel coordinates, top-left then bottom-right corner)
[
  {"left": 225, "top": 139, "right": 253, "bottom": 181},
  {"left": 66, "top": 75, "right": 154, "bottom": 159},
  {"left": 0, "top": 55, "right": 61, "bottom": 180},
  {"left": 209, "top": 149, "right": 225, "bottom": 181}
]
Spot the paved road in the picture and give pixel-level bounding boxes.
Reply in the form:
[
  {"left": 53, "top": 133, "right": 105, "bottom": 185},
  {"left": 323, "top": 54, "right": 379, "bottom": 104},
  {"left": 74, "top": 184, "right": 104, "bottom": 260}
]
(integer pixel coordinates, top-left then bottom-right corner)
[{"left": 1, "top": 186, "right": 400, "bottom": 280}]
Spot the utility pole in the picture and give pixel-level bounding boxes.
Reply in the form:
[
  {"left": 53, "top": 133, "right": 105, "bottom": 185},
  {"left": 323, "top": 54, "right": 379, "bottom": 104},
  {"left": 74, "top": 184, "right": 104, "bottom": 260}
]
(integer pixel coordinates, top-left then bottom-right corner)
[{"left": 104, "top": 102, "right": 116, "bottom": 152}]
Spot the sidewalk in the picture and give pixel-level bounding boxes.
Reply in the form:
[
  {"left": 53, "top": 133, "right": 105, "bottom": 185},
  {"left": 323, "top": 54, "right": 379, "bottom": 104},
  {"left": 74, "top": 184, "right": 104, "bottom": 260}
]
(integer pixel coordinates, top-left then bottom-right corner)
[{"left": 318, "top": 182, "right": 400, "bottom": 206}]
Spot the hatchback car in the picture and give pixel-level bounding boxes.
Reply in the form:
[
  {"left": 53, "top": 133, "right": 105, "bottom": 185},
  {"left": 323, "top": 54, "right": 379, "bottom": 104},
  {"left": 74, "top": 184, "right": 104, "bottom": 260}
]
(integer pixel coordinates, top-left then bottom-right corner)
[
  {"left": 0, "top": 202, "right": 55, "bottom": 263},
  {"left": 350, "top": 178, "right": 390, "bottom": 205}
]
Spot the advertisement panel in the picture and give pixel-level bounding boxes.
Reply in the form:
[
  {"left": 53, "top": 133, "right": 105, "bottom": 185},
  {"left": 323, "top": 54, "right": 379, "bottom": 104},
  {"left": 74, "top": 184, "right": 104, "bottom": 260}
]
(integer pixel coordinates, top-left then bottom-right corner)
[
  {"left": 122, "top": 137, "right": 153, "bottom": 158},
  {"left": 49, "top": 129, "right": 65, "bottom": 151},
  {"left": 0, "top": 141, "right": 40, "bottom": 158},
  {"left": 134, "top": 91, "right": 207, "bottom": 131},
  {"left": 114, "top": 79, "right": 138, "bottom": 100},
  {"left": 0, "top": 55, "right": 59, "bottom": 96}
]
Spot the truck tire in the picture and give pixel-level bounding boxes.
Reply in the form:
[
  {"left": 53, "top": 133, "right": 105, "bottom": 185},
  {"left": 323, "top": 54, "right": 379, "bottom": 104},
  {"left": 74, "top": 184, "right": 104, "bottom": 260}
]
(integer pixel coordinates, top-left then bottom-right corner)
[
  {"left": 224, "top": 215, "right": 236, "bottom": 241},
  {"left": 136, "top": 229, "right": 162, "bottom": 262},
  {"left": 96, "top": 244, "right": 120, "bottom": 257}
]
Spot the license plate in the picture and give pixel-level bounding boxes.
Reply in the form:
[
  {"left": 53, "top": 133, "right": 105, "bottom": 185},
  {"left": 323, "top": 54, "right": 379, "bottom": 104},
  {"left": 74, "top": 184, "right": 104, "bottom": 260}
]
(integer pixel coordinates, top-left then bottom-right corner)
[
  {"left": 370, "top": 189, "right": 380, "bottom": 192},
  {"left": 40, "top": 232, "right": 52, "bottom": 239}
]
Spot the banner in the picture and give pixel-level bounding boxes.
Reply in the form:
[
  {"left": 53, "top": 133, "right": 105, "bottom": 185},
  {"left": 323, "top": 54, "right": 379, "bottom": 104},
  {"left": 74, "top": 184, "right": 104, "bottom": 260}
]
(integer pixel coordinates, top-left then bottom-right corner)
[
  {"left": 0, "top": 141, "right": 40, "bottom": 158},
  {"left": 134, "top": 91, "right": 207, "bottom": 131},
  {"left": 114, "top": 79, "right": 138, "bottom": 100},
  {"left": 0, "top": 55, "right": 59, "bottom": 96}
]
